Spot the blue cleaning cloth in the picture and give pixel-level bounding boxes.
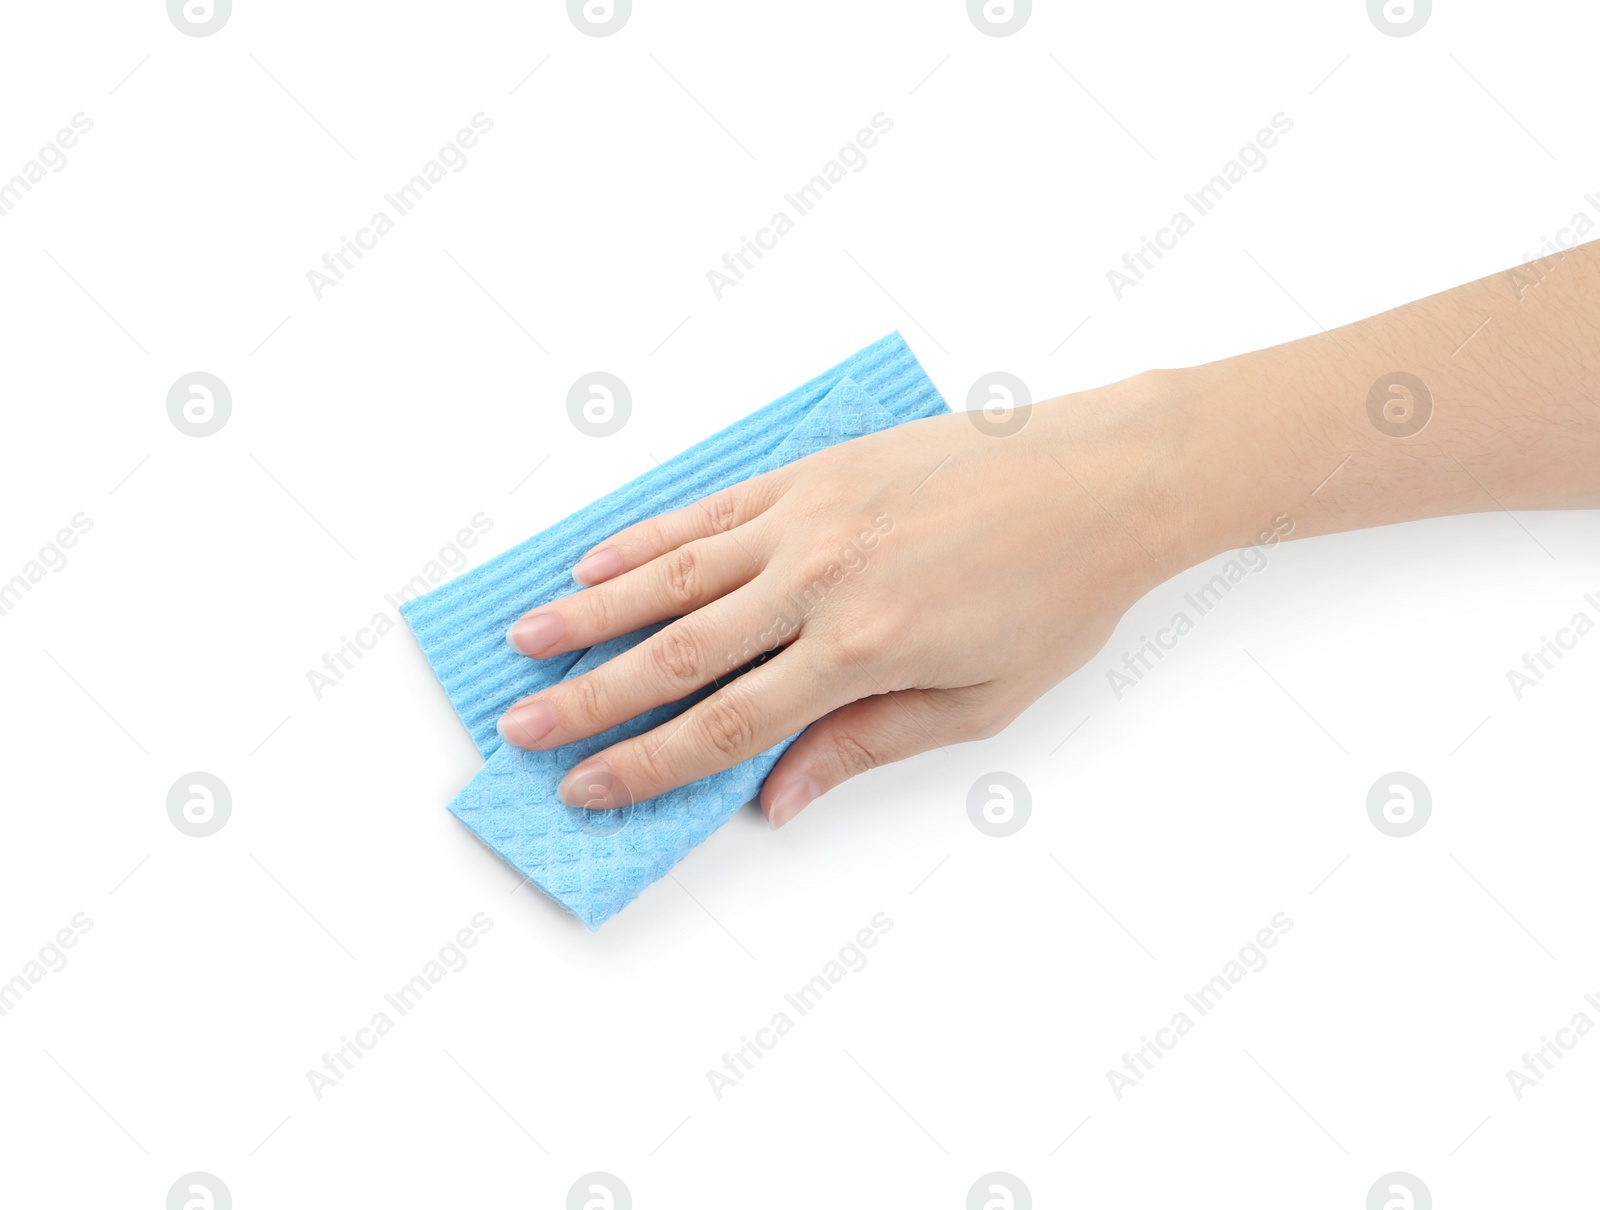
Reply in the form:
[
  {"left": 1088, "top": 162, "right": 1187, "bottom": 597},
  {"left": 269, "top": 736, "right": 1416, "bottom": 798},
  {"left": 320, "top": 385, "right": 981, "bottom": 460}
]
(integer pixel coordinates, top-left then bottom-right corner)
[{"left": 401, "top": 333, "right": 948, "bottom": 927}]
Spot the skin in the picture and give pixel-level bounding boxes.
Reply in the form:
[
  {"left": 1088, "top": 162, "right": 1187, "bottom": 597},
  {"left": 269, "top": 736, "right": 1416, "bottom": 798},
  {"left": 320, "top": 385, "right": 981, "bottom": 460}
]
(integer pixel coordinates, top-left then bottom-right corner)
[{"left": 497, "top": 240, "right": 1600, "bottom": 827}]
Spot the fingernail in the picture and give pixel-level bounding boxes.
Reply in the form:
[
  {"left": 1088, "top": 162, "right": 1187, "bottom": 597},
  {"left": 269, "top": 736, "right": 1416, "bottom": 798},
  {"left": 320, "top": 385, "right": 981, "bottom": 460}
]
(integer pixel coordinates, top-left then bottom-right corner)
[
  {"left": 507, "top": 612, "right": 564, "bottom": 656},
  {"left": 573, "top": 547, "right": 623, "bottom": 585},
  {"left": 561, "top": 761, "right": 614, "bottom": 808},
  {"left": 768, "top": 776, "right": 822, "bottom": 830},
  {"left": 496, "top": 700, "right": 556, "bottom": 748}
]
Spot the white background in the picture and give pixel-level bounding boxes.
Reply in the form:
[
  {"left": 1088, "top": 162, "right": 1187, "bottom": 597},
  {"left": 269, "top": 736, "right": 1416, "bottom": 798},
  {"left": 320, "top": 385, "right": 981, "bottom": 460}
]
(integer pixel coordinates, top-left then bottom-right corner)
[{"left": 1, "top": 1, "right": 1597, "bottom": 1206}]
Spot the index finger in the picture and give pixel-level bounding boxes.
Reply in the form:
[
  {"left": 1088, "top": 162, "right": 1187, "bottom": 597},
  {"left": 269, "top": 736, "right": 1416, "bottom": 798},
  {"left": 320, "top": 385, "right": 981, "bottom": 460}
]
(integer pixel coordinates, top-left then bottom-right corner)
[{"left": 572, "top": 468, "right": 790, "bottom": 585}]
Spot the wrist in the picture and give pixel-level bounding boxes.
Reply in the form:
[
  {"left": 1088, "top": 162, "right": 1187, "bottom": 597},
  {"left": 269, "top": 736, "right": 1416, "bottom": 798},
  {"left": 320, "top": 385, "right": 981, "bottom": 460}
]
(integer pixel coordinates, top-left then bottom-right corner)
[
  {"left": 1037, "top": 360, "right": 1340, "bottom": 585},
  {"left": 1148, "top": 360, "right": 1334, "bottom": 565}
]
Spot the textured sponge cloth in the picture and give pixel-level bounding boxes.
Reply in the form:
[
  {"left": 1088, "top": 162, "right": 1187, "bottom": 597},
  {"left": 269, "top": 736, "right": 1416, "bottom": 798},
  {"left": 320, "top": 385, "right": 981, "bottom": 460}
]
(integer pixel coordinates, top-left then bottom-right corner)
[{"left": 401, "top": 333, "right": 948, "bottom": 928}]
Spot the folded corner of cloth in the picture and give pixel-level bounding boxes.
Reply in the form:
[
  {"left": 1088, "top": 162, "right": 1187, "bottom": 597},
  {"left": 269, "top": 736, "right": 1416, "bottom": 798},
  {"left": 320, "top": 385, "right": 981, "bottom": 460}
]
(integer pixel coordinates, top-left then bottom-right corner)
[{"left": 400, "top": 331, "right": 949, "bottom": 928}]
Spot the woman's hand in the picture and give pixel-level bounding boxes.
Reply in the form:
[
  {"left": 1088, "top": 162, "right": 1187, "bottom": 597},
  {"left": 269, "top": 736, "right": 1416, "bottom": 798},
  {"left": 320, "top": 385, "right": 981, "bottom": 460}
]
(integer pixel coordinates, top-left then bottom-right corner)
[
  {"left": 496, "top": 378, "right": 1196, "bottom": 827},
  {"left": 495, "top": 240, "right": 1600, "bottom": 828}
]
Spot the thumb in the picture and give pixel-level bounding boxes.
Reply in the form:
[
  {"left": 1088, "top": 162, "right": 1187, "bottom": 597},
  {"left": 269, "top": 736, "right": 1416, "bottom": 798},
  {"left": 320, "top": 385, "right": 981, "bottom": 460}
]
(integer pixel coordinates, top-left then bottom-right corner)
[{"left": 760, "top": 685, "right": 1008, "bottom": 829}]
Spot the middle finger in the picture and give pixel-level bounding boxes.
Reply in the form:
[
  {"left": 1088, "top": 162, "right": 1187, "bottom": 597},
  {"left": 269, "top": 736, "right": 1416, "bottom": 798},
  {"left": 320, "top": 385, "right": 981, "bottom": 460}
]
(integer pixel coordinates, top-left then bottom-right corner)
[{"left": 496, "top": 578, "right": 793, "bottom": 750}]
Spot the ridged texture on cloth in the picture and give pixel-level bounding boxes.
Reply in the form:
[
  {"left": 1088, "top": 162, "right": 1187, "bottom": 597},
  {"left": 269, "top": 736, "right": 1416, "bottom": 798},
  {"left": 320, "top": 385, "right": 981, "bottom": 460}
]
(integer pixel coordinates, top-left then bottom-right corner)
[{"left": 401, "top": 333, "right": 948, "bottom": 927}]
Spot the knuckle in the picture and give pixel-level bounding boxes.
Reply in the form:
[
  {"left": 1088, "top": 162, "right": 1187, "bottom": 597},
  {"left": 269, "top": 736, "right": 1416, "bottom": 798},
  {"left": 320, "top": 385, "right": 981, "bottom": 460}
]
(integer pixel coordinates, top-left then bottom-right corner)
[
  {"left": 970, "top": 713, "right": 1008, "bottom": 741},
  {"left": 817, "top": 622, "right": 888, "bottom": 682},
  {"left": 831, "top": 730, "right": 881, "bottom": 778},
  {"left": 634, "top": 518, "right": 666, "bottom": 552},
  {"left": 580, "top": 586, "right": 614, "bottom": 637},
  {"left": 650, "top": 625, "right": 704, "bottom": 687},
  {"left": 662, "top": 547, "right": 699, "bottom": 607},
  {"left": 700, "top": 492, "right": 741, "bottom": 535},
  {"left": 565, "top": 673, "right": 610, "bottom": 730},
  {"left": 969, "top": 698, "right": 1020, "bottom": 741},
  {"left": 698, "top": 695, "right": 756, "bottom": 760},
  {"left": 619, "top": 740, "right": 669, "bottom": 800}
]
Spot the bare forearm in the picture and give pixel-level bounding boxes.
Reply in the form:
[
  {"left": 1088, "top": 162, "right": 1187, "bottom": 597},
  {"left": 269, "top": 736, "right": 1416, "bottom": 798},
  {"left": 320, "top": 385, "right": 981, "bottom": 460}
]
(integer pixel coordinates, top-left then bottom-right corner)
[
  {"left": 1040, "top": 242, "right": 1600, "bottom": 576},
  {"left": 494, "top": 242, "right": 1600, "bottom": 819},
  {"left": 1154, "top": 240, "right": 1600, "bottom": 562}
]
